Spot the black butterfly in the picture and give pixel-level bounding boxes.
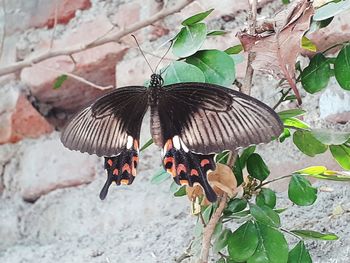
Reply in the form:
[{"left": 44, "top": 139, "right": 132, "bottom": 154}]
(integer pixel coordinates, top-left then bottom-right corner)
[{"left": 60, "top": 74, "right": 283, "bottom": 202}]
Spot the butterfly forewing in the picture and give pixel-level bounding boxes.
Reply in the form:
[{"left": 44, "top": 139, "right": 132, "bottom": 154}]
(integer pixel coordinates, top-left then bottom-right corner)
[
  {"left": 152, "top": 82, "right": 283, "bottom": 154},
  {"left": 61, "top": 86, "right": 148, "bottom": 157}
]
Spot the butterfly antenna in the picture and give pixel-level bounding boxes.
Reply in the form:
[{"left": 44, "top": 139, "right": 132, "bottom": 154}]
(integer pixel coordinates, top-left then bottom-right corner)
[
  {"left": 154, "top": 40, "right": 173, "bottom": 73},
  {"left": 131, "top": 34, "right": 154, "bottom": 74}
]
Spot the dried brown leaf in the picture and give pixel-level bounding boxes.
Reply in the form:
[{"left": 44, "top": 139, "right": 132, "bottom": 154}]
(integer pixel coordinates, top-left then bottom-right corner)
[{"left": 237, "top": 0, "right": 314, "bottom": 104}]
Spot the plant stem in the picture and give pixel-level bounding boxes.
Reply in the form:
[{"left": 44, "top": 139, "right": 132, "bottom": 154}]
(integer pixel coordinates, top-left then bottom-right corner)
[
  {"left": 280, "top": 228, "right": 302, "bottom": 240},
  {"left": 257, "top": 174, "right": 293, "bottom": 189},
  {"left": 273, "top": 87, "right": 292, "bottom": 110},
  {"left": 322, "top": 42, "right": 347, "bottom": 54}
]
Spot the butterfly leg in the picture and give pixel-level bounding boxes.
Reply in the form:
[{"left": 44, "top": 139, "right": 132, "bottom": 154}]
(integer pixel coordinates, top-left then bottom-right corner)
[
  {"left": 162, "top": 138, "right": 217, "bottom": 202},
  {"left": 99, "top": 139, "right": 139, "bottom": 200}
]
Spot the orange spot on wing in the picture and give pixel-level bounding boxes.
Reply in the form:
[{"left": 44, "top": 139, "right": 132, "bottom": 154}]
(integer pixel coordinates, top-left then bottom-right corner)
[
  {"left": 164, "top": 139, "right": 173, "bottom": 151},
  {"left": 191, "top": 169, "right": 199, "bottom": 176},
  {"left": 120, "top": 179, "right": 129, "bottom": 185},
  {"left": 132, "top": 156, "right": 139, "bottom": 165},
  {"left": 113, "top": 169, "right": 119, "bottom": 175},
  {"left": 163, "top": 157, "right": 174, "bottom": 166},
  {"left": 122, "top": 163, "right": 131, "bottom": 174},
  {"left": 177, "top": 164, "right": 187, "bottom": 175},
  {"left": 180, "top": 179, "right": 189, "bottom": 185},
  {"left": 107, "top": 159, "right": 113, "bottom": 167},
  {"left": 200, "top": 159, "right": 210, "bottom": 167},
  {"left": 133, "top": 140, "right": 139, "bottom": 150},
  {"left": 166, "top": 168, "right": 176, "bottom": 177}
]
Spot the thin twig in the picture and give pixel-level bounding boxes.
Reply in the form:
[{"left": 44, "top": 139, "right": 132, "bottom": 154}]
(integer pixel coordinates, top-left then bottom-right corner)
[
  {"left": 241, "top": 0, "right": 257, "bottom": 96},
  {"left": 33, "top": 63, "right": 113, "bottom": 90},
  {"left": 0, "top": 0, "right": 6, "bottom": 62},
  {"left": 273, "top": 87, "right": 292, "bottom": 110},
  {"left": 199, "top": 211, "right": 207, "bottom": 227},
  {"left": 176, "top": 239, "right": 194, "bottom": 263},
  {"left": 50, "top": 0, "right": 59, "bottom": 50},
  {"left": 0, "top": 0, "right": 194, "bottom": 77},
  {"left": 200, "top": 194, "right": 228, "bottom": 263},
  {"left": 280, "top": 228, "right": 302, "bottom": 240},
  {"left": 257, "top": 174, "right": 293, "bottom": 189}
]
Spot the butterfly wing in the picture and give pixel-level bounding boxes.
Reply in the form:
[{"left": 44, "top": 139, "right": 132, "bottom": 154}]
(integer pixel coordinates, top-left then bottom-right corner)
[
  {"left": 151, "top": 82, "right": 283, "bottom": 202},
  {"left": 152, "top": 82, "right": 283, "bottom": 153},
  {"left": 61, "top": 86, "right": 148, "bottom": 157},
  {"left": 60, "top": 86, "right": 148, "bottom": 199}
]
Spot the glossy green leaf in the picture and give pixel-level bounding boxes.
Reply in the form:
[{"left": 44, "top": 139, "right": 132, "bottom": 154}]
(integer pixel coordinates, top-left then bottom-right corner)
[
  {"left": 334, "top": 44, "right": 350, "bottom": 90},
  {"left": 278, "top": 109, "right": 306, "bottom": 120},
  {"left": 151, "top": 168, "right": 169, "bottom": 184},
  {"left": 173, "top": 23, "right": 207, "bottom": 57},
  {"left": 232, "top": 156, "right": 244, "bottom": 186},
  {"left": 301, "top": 36, "right": 317, "bottom": 52},
  {"left": 297, "top": 166, "right": 327, "bottom": 175},
  {"left": 288, "top": 174, "right": 317, "bottom": 206},
  {"left": 215, "top": 150, "right": 230, "bottom": 164},
  {"left": 247, "top": 153, "right": 270, "bottom": 181},
  {"left": 250, "top": 204, "right": 280, "bottom": 227},
  {"left": 330, "top": 144, "right": 350, "bottom": 170},
  {"left": 284, "top": 117, "right": 310, "bottom": 129},
  {"left": 301, "top": 53, "right": 330, "bottom": 94},
  {"left": 311, "top": 129, "right": 350, "bottom": 145},
  {"left": 239, "top": 146, "right": 256, "bottom": 169},
  {"left": 140, "top": 138, "right": 153, "bottom": 152},
  {"left": 213, "top": 229, "right": 231, "bottom": 253},
  {"left": 186, "top": 49, "right": 235, "bottom": 87},
  {"left": 228, "top": 221, "right": 259, "bottom": 262},
  {"left": 224, "top": 198, "right": 247, "bottom": 215},
  {"left": 274, "top": 207, "right": 288, "bottom": 214},
  {"left": 207, "top": 30, "right": 227, "bottom": 36},
  {"left": 293, "top": 130, "right": 328, "bottom": 157},
  {"left": 288, "top": 241, "right": 312, "bottom": 263},
  {"left": 174, "top": 185, "right": 187, "bottom": 197},
  {"left": 163, "top": 61, "right": 205, "bottom": 85},
  {"left": 279, "top": 128, "right": 291, "bottom": 143},
  {"left": 256, "top": 189, "right": 276, "bottom": 209},
  {"left": 53, "top": 74, "right": 68, "bottom": 89},
  {"left": 225, "top": 44, "right": 243, "bottom": 54},
  {"left": 282, "top": 0, "right": 290, "bottom": 4},
  {"left": 247, "top": 223, "right": 288, "bottom": 263},
  {"left": 181, "top": 9, "right": 214, "bottom": 26},
  {"left": 291, "top": 230, "right": 338, "bottom": 240},
  {"left": 313, "top": 0, "right": 350, "bottom": 21}
]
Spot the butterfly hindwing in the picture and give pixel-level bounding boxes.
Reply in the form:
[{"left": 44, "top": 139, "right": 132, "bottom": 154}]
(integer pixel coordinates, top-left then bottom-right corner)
[{"left": 151, "top": 82, "right": 283, "bottom": 154}]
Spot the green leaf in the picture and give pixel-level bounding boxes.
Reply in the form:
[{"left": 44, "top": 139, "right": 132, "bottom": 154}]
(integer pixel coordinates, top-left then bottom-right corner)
[
  {"left": 186, "top": 49, "right": 235, "bottom": 87},
  {"left": 169, "top": 181, "right": 180, "bottom": 193},
  {"left": 278, "top": 109, "right": 306, "bottom": 120},
  {"left": 224, "top": 198, "right": 247, "bottom": 215},
  {"left": 313, "top": 1, "right": 350, "bottom": 21},
  {"left": 53, "top": 74, "right": 68, "bottom": 89},
  {"left": 232, "top": 156, "right": 244, "bottom": 186},
  {"left": 293, "top": 130, "right": 328, "bottom": 157},
  {"left": 250, "top": 204, "right": 280, "bottom": 227},
  {"left": 174, "top": 185, "right": 187, "bottom": 197},
  {"left": 306, "top": 170, "right": 350, "bottom": 181},
  {"left": 301, "top": 53, "right": 330, "bottom": 94},
  {"left": 213, "top": 229, "right": 231, "bottom": 253},
  {"left": 330, "top": 144, "right": 350, "bottom": 170},
  {"left": 334, "top": 44, "right": 350, "bottom": 90},
  {"left": 202, "top": 204, "right": 213, "bottom": 224},
  {"left": 291, "top": 230, "right": 338, "bottom": 240},
  {"left": 288, "top": 241, "right": 312, "bottom": 263},
  {"left": 247, "top": 153, "right": 270, "bottom": 181},
  {"left": 248, "top": 223, "right": 288, "bottom": 263},
  {"left": 225, "top": 44, "right": 243, "bottom": 54},
  {"left": 150, "top": 168, "right": 169, "bottom": 184},
  {"left": 173, "top": 23, "right": 207, "bottom": 57},
  {"left": 282, "top": 0, "right": 290, "bottom": 4},
  {"left": 284, "top": 95, "right": 297, "bottom": 101},
  {"left": 140, "top": 138, "right": 153, "bottom": 152},
  {"left": 279, "top": 128, "right": 291, "bottom": 143},
  {"left": 297, "top": 166, "right": 327, "bottom": 175},
  {"left": 288, "top": 174, "right": 317, "bottom": 206},
  {"left": 215, "top": 150, "right": 230, "bottom": 164},
  {"left": 311, "top": 129, "right": 350, "bottom": 145},
  {"left": 308, "top": 17, "right": 334, "bottom": 33},
  {"left": 239, "top": 146, "right": 256, "bottom": 169},
  {"left": 163, "top": 61, "right": 205, "bottom": 85},
  {"left": 284, "top": 117, "right": 310, "bottom": 129},
  {"left": 301, "top": 36, "right": 317, "bottom": 52},
  {"left": 181, "top": 9, "right": 214, "bottom": 26},
  {"left": 256, "top": 189, "right": 276, "bottom": 209},
  {"left": 228, "top": 221, "right": 259, "bottom": 262},
  {"left": 207, "top": 30, "right": 227, "bottom": 36}
]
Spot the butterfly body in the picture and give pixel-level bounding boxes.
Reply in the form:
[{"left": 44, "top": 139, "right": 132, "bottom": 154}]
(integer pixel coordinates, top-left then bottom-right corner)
[{"left": 61, "top": 74, "right": 283, "bottom": 202}]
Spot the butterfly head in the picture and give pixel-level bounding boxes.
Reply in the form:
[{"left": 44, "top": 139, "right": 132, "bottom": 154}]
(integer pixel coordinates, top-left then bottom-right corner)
[{"left": 150, "top": 74, "right": 164, "bottom": 87}]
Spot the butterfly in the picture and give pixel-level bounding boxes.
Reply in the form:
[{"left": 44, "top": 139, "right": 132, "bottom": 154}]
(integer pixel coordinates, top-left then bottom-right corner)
[{"left": 60, "top": 74, "right": 283, "bottom": 202}]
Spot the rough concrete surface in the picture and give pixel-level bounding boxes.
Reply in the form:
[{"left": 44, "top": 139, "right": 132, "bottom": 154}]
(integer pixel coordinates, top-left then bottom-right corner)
[{"left": 0, "top": 0, "right": 349, "bottom": 263}]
